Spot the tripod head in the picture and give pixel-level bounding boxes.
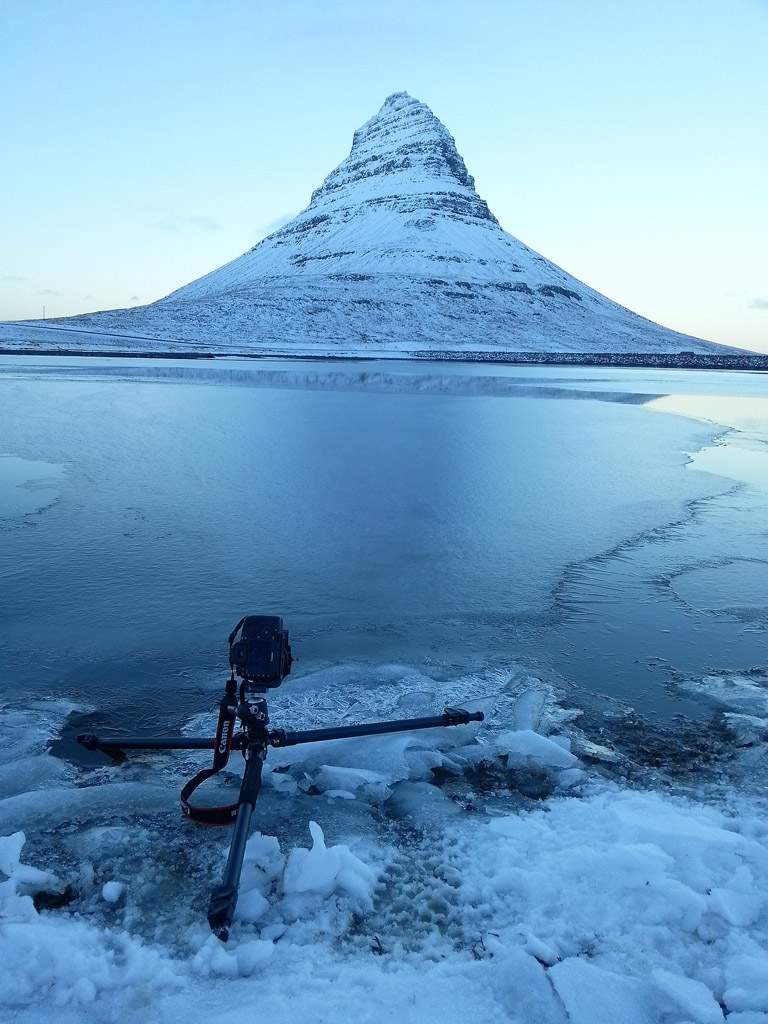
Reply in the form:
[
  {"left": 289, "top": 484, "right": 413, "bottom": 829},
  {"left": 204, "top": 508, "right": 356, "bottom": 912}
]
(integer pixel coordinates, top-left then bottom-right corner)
[{"left": 236, "top": 695, "right": 269, "bottom": 737}]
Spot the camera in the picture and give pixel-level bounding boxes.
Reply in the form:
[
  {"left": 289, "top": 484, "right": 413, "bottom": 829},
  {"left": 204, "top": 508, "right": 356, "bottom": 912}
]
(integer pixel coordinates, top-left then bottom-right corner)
[{"left": 229, "top": 615, "right": 293, "bottom": 689}]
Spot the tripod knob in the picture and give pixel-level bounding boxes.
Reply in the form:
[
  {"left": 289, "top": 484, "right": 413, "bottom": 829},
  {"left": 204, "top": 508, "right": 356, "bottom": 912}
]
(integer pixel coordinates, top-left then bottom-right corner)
[{"left": 238, "top": 697, "right": 269, "bottom": 730}]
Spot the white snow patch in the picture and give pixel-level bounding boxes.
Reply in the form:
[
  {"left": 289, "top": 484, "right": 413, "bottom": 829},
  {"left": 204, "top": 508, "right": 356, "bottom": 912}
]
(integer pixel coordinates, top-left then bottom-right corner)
[
  {"left": 652, "top": 968, "right": 725, "bottom": 1024},
  {"left": 101, "top": 880, "right": 125, "bottom": 904},
  {"left": 282, "top": 821, "right": 378, "bottom": 904},
  {"left": 549, "top": 958, "right": 657, "bottom": 1024}
]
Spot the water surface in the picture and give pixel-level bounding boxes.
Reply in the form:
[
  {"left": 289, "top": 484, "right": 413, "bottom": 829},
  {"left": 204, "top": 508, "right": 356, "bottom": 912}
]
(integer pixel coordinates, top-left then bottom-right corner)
[{"left": 1, "top": 356, "right": 765, "bottom": 730}]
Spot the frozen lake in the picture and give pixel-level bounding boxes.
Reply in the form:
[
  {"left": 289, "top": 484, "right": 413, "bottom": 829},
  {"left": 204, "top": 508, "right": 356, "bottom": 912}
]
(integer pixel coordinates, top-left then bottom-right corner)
[
  {"left": 0, "top": 357, "right": 765, "bottom": 729},
  {"left": 1, "top": 356, "right": 767, "bottom": 1021}
]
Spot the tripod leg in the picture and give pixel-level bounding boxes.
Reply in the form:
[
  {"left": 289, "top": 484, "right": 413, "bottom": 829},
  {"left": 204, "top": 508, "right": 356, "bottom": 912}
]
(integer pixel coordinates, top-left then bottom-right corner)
[{"left": 207, "top": 744, "right": 265, "bottom": 941}]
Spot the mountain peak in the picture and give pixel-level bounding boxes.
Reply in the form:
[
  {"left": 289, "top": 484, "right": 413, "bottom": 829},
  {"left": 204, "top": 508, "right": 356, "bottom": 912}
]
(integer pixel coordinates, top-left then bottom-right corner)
[{"left": 307, "top": 91, "right": 496, "bottom": 224}]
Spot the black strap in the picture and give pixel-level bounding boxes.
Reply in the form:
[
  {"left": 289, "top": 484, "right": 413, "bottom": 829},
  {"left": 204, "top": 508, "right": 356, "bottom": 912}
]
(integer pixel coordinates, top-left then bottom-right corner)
[
  {"left": 228, "top": 617, "right": 247, "bottom": 647},
  {"left": 180, "top": 682, "right": 240, "bottom": 826},
  {"left": 227, "top": 616, "right": 247, "bottom": 674}
]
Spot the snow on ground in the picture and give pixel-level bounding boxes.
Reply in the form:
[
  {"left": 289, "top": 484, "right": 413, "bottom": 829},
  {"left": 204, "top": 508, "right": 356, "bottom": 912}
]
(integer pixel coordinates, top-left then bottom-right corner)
[{"left": 1, "top": 667, "right": 767, "bottom": 1024}]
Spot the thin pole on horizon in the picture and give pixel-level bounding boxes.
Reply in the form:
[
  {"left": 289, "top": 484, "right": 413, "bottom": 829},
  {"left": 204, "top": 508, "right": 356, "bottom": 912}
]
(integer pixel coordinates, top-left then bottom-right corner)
[{"left": 42, "top": 306, "right": 45, "bottom": 319}]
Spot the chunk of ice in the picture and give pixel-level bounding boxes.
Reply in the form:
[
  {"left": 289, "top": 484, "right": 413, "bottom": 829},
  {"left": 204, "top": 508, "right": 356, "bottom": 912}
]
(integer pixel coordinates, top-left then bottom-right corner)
[
  {"left": 497, "top": 729, "right": 579, "bottom": 769},
  {"left": 512, "top": 688, "right": 546, "bottom": 731},
  {"left": 652, "top": 968, "right": 725, "bottom": 1024},
  {"left": 0, "top": 832, "right": 25, "bottom": 877},
  {"left": 549, "top": 958, "right": 657, "bottom": 1024}
]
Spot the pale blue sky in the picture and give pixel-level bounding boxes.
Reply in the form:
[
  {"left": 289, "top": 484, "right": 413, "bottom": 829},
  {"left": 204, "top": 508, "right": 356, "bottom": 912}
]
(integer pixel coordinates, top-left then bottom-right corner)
[{"left": 2, "top": 0, "right": 766, "bottom": 351}]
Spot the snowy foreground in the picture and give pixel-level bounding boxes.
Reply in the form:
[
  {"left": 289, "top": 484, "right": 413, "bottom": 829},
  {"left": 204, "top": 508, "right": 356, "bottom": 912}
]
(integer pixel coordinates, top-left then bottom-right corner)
[{"left": 1, "top": 668, "right": 767, "bottom": 1024}]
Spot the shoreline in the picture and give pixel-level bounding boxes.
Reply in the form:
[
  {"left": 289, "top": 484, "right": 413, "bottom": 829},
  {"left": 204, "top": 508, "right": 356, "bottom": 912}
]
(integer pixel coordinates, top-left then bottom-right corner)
[{"left": 1, "top": 346, "right": 767, "bottom": 371}]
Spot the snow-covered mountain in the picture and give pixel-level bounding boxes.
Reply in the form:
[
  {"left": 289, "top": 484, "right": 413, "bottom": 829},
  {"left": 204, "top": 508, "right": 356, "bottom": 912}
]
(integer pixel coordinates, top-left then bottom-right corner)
[{"left": 4, "top": 93, "right": 728, "bottom": 354}]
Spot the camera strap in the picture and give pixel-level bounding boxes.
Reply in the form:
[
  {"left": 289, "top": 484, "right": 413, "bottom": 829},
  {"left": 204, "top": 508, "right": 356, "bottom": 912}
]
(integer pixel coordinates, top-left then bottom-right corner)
[
  {"left": 180, "top": 679, "right": 240, "bottom": 826},
  {"left": 227, "top": 617, "right": 247, "bottom": 671}
]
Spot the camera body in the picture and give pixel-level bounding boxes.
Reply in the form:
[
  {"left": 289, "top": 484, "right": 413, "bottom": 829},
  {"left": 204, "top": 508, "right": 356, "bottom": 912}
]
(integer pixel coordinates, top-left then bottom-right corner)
[{"left": 229, "top": 615, "right": 293, "bottom": 690}]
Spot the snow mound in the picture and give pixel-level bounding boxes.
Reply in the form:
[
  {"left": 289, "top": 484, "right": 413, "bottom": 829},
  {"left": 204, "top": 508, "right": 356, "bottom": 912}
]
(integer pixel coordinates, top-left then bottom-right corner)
[
  {"left": 0, "top": 834, "right": 182, "bottom": 1008},
  {"left": 283, "top": 821, "right": 378, "bottom": 904},
  {"left": 459, "top": 787, "right": 768, "bottom": 1020}
]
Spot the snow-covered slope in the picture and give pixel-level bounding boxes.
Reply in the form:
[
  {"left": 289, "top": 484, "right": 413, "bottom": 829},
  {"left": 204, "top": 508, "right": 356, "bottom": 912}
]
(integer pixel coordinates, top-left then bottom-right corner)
[{"left": 3, "top": 93, "right": 727, "bottom": 354}]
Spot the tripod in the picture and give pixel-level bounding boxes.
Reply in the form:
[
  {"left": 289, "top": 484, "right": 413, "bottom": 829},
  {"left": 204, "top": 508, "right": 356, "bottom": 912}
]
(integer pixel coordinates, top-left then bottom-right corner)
[{"left": 78, "top": 691, "right": 483, "bottom": 941}]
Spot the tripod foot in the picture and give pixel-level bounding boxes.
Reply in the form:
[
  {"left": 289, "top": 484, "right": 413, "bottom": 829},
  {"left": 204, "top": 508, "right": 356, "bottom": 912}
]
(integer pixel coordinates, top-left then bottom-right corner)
[{"left": 207, "top": 883, "right": 238, "bottom": 941}]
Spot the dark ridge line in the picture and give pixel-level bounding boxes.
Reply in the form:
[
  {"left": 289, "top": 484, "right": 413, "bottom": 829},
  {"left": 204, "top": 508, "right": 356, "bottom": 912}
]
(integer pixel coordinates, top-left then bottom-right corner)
[
  {"left": 0, "top": 348, "right": 766, "bottom": 370},
  {"left": 415, "top": 350, "right": 768, "bottom": 371}
]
